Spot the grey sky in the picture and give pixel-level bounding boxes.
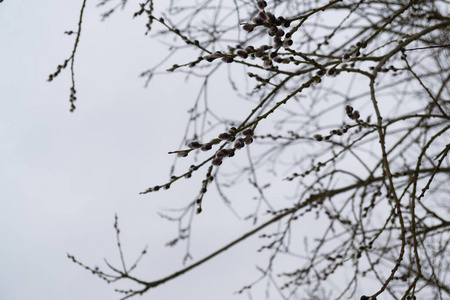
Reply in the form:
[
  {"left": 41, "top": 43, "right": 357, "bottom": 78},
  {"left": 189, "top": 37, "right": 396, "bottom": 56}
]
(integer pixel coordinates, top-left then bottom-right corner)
[
  {"left": 0, "top": 1, "right": 265, "bottom": 299},
  {"left": 0, "top": 0, "right": 409, "bottom": 299}
]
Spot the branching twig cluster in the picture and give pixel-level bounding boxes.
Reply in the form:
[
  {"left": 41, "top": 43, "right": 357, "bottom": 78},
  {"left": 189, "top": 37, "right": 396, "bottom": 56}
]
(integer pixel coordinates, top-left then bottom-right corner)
[{"left": 52, "top": 0, "right": 450, "bottom": 299}]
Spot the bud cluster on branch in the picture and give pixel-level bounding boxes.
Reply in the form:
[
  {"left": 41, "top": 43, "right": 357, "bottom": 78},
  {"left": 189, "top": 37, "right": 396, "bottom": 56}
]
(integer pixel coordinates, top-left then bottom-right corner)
[{"left": 56, "top": 0, "right": 450, "bottom": 299}]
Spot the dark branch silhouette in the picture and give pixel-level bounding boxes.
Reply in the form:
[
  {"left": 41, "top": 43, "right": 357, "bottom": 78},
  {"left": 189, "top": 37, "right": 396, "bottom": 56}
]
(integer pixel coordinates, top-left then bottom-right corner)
[{"left": 48, "top": 0, "right": 450, "bottom": 299}]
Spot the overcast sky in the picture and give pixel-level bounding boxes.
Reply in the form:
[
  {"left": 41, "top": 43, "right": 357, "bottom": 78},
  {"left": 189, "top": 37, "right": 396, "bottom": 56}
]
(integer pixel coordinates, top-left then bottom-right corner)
[
  {"left": 1, "top": 0, "right": 407, "bottom": 299},
  {"left": 0, "top": 1, "right": 272, "bottom": 299}
]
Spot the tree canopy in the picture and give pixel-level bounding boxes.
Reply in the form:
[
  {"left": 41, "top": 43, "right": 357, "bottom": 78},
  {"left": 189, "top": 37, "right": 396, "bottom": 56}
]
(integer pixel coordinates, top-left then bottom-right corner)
[{"left": 51, "top": 0, "right": 450, "bottom": 299}]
